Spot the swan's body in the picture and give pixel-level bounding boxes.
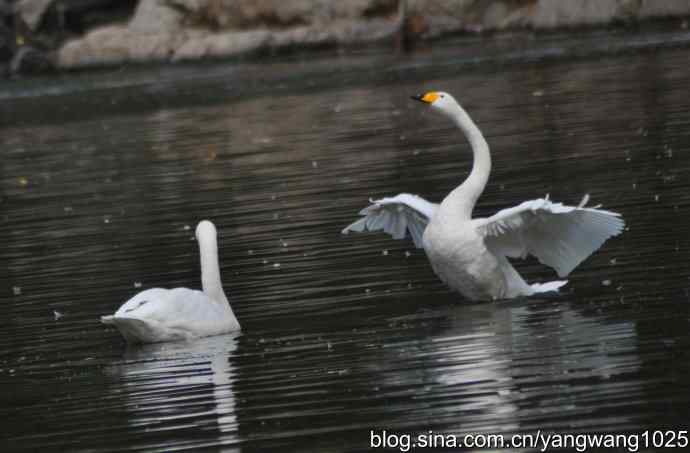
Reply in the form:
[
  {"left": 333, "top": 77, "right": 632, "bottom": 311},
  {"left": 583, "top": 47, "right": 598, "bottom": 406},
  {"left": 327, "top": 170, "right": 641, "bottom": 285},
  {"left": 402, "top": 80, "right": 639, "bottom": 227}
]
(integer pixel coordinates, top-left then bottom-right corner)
[
  {"left": 101, "top": 220, "right": 240, "bottom": 343},
  {"left": 343, "top": 91, "right": 624, "bottom": 301}
]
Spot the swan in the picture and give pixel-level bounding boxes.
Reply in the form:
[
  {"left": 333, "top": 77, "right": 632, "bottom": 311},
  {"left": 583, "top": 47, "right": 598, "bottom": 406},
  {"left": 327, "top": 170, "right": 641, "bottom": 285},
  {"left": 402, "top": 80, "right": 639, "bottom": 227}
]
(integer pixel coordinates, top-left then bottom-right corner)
[
  {"left": 342, "top": 91, "right": 624, "bottom": 301},
  {"left": 101, "top": 220, "right": 241, "bottom": 343}
]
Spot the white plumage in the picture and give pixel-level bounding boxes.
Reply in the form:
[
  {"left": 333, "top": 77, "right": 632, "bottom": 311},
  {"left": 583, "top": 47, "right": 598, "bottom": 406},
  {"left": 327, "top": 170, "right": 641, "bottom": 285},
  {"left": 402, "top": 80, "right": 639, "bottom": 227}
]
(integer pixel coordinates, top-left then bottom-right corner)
[
  {"left": 478, "top": 196, "right": 624, "bottom": 278},
  {"left": 101, "top": 220, "right": 240, "bottom": 343},
  {"left": 343, "top": 91, "right": 624, "bottom": 301},
  {"left": 343, "top": 194, "right": 438, "bottom": 248}
]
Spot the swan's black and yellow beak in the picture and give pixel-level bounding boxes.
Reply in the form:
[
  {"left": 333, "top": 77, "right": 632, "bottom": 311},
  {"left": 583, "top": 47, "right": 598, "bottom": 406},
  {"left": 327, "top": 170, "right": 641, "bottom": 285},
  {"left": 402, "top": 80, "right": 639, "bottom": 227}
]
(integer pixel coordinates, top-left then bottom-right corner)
[{"left": 411, "top": 92, "right": 439, "bottom": 104}]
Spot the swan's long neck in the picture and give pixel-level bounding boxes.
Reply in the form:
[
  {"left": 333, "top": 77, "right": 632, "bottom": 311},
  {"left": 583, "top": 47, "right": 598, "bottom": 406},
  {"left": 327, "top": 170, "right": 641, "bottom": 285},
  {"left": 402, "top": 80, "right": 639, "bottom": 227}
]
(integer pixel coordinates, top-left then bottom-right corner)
[
  {"left": 439, "top": 103, "right": 491, "bottom": 221},
  {"left": 199, "top": 235, "right": 230, "bottom": 306}
]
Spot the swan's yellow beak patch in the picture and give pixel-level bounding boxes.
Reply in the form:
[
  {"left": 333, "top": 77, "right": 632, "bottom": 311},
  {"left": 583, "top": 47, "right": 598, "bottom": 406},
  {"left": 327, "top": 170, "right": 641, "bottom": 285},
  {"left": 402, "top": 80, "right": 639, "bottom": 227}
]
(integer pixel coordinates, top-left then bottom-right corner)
[
  {"left": 421, "top": 92, "right": 439, "bottom": 103},
  {"left": 411, "top": 92, "right": 439, "bottom": 104}
]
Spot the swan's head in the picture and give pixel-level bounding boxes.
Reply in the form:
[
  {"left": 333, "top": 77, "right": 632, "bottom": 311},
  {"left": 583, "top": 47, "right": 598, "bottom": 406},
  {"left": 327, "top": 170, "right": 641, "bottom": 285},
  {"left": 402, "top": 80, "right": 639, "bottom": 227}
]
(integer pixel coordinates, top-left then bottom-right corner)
[
  {"left": 195, "top": 220, "right": 217, "bottom": 242},
  {"left": 411, "top": 91, "right": 459, "bottom": 117}
]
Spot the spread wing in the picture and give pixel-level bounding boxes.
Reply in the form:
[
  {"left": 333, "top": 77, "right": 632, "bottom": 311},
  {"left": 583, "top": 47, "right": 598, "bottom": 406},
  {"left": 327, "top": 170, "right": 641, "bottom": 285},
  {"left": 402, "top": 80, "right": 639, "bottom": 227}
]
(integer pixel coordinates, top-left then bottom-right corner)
[
  {"left": 477, "top": 195, "right": 624, "bottom": 277},
  {"left": 341, "top": 193, "right": 438, "bottom": 248}
]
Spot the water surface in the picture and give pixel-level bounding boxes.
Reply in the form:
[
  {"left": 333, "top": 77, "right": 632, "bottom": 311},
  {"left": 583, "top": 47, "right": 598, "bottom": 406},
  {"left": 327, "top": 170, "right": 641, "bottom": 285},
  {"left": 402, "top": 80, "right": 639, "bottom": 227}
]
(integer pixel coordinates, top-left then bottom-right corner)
[{"left": 2, "top": 29, "right": 690, "bottom": 452}]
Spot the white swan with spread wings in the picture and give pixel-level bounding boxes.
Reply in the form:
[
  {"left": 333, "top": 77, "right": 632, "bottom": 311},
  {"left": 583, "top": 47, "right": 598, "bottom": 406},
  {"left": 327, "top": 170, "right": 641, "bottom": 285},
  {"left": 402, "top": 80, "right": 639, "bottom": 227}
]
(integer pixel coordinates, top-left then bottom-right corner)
[{"left": 343, "top": 91, "right": 624, "bottom": 301}]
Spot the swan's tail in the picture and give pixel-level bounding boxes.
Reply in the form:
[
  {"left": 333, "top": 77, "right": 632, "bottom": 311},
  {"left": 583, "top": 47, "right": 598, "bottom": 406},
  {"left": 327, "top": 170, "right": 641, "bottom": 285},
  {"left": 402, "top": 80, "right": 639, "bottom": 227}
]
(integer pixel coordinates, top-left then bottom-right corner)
[
  {"left": 530, "top": 280, "right": 568, "bottom": 294},
  {"left": 101, "top": 315, "right": 154, "bottom": 343}
]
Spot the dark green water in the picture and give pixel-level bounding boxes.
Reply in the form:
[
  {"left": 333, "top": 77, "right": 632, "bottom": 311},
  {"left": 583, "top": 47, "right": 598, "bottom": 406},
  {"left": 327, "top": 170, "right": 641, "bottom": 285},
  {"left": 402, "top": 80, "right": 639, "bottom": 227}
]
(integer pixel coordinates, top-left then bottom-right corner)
[{"left": 2, "top": 29, "right": 690, "bottom": 452}]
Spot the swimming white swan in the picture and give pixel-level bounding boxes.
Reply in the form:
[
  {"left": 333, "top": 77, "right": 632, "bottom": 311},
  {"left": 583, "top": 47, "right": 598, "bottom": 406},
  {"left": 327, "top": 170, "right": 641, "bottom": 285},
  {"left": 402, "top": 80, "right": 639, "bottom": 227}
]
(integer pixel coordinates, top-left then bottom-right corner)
[
  {"left": 101, "top": 220, "right": 240, "bottom": 343},
  {"left": 343, "top": 91, "right": 624, "bottom": 301}
]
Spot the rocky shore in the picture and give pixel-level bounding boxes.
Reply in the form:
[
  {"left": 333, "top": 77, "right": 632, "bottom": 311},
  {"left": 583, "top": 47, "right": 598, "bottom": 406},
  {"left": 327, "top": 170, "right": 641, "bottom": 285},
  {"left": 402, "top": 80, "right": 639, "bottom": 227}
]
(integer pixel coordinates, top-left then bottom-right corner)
[{"left": 3, "top": 0, "right": 690, "bottom": 75}]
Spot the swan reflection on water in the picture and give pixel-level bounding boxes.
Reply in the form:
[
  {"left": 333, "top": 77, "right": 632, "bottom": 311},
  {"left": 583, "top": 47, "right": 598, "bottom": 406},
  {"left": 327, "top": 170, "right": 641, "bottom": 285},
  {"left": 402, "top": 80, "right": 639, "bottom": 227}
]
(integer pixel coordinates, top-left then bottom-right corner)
[
  {"left": 105, "top": 333, "right": 240, "bottom": 442},
  {"left": 361, "top": 300, "right": 643, "bottom": 437}
]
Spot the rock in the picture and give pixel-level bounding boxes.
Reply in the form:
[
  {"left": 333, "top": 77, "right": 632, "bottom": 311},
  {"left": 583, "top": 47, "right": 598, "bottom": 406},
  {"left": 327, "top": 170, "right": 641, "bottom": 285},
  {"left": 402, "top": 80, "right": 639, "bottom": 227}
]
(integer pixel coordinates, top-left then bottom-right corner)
[
  {"left": 59, "top": 24, "right": 184, "bottom": 66},
  {"left": 129, "top": 0, "right": 184, "bottom": 33},
  {"left": 168, "top": 0, "right": 398, "bottom": 29},
  {"left": 528, "top": 0, "right": 629, "bottom": 28},
  {"left": 174, "top": 30, "right": 271, "bottom": 61},
  {"left": 173, "top": 17, "right": 399, "bottom": 62},
  {"left": 60, "top": 0, "right": 402, "bottom": 67},
  {"left": 16, "top": 0, "right": 54, "bottom": 31},
  {"left": 639, "top": 0, "right": 690, "bottom": 18},
  {"left": 410, "top": 0, "right": 690, "bottom": 32},
  {"left": 59, "top": 1, "right": 187, "bottom": 67},
  {"left": 54, "top": 0, "right": 690, "bottom": 69}
]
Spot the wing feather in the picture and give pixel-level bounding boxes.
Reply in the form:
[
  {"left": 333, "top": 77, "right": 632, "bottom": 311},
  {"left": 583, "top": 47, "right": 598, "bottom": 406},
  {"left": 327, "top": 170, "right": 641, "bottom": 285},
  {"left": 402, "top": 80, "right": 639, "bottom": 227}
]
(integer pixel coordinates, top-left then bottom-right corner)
[
  {"left": 478, "top": 196, "right": 624, "bottom": 277},
  {"left": 342, "top": 193, "right": 439, "bottom": 249}
]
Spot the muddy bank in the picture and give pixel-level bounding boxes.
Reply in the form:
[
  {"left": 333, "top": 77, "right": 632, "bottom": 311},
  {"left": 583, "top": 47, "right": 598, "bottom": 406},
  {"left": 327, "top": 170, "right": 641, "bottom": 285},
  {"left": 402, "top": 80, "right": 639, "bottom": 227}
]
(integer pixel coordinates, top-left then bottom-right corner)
[{"left": 7, "top": 0, "right": 690, "bottom": 73}]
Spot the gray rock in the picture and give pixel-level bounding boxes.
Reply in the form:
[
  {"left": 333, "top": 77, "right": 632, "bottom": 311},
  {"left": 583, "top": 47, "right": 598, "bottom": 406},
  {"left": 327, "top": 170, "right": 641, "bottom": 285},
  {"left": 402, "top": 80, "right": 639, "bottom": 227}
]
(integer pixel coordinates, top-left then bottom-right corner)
[
  {"left": 58, "top": 1, "right": 187, "bottom": 67},
  {"left": 59, "top": 24, "right": 185, "bottom": 67},
  {"left": 55, "top": 0, "right": 690, "bottom": 69},
  {"left": 130, "top": 0, "right": 184, "bottom": 33},
  {"left": 528, "top": 0, "right": 630, "bottom": 28},
  {"left": 167, "top": 0, "right": 398, "bottom": 28},
  {"left": 406, "top": 0, "right": 690, "bottom": 34},
  {"left": 172, "top": 16, "right": 399, "bottom": 62},
  {"left": 59, "top": 0, "right": 402, "bottom": 67},
  {"left": 173, "top": 30, "right": 270, "bottom": 61},
  {"left": 639, "top": 0, "right": 690, "bottom": 18},
  {"left": 16, "top": 0, "right": 54, "bottom": 31}
]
